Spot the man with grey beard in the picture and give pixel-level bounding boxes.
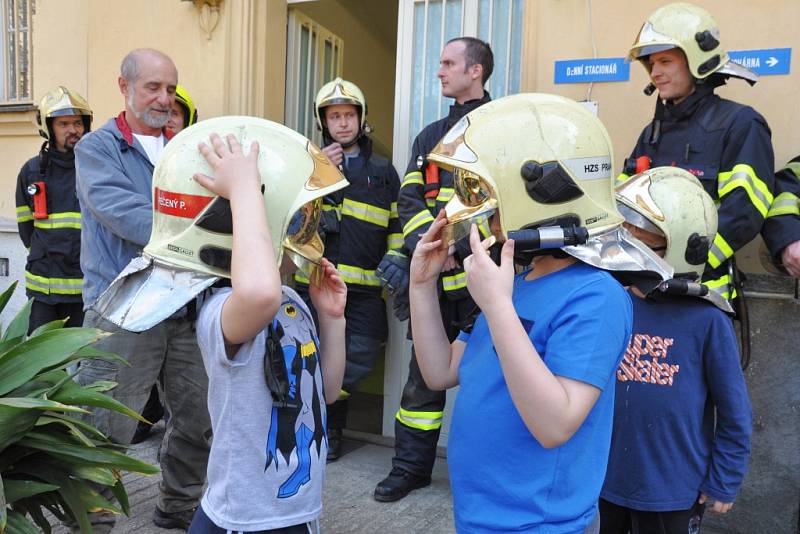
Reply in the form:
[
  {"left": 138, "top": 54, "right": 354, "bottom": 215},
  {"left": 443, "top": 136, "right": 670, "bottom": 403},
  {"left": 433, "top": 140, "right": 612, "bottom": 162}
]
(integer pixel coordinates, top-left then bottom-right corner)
[{"left": 75, "top": 48, "right": 211, "bottom": 532}]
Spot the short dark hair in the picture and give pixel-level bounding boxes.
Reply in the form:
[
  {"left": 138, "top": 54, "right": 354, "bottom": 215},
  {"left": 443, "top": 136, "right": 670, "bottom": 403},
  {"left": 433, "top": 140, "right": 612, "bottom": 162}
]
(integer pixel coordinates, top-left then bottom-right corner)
[{"left": 447, "top": 37, "right": 494, "bottom": 85}]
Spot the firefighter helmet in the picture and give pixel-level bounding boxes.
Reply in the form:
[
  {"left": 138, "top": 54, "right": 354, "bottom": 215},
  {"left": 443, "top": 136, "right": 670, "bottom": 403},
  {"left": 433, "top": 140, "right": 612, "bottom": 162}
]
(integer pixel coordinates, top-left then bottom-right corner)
[
  {"left": 313, "top": 77, "right": 368, "bottom": 133},
  {"left": 615, "top": 166, "right": 717, "bottom": 277},
  {"left": 36, "top": 86, "right": 92, "bottom": 140},
  {"left": 146, "top": 116, "right": 348, "bottom": 278},
  {"left": 426, "top": 92, "right": 672, "bottom": 281},
  {"left": 174, "top": 85, "right": 198, "bottom": 128},
  {"left": 93, "top": 116, "right": 349, "bottom": 332},
  {"left": 627, "top": 2, "right": 757, "bottom": 84}
]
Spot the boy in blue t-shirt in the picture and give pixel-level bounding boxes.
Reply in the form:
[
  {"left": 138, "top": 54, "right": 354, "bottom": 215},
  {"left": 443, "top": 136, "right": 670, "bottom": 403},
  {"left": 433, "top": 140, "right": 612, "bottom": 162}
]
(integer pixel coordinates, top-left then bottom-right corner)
[
  {"left": 407, "top": 94, "right": 670, "bottom": 534},
  {"left": 601, "top": 167, "right": 752, "bottom": 534}
]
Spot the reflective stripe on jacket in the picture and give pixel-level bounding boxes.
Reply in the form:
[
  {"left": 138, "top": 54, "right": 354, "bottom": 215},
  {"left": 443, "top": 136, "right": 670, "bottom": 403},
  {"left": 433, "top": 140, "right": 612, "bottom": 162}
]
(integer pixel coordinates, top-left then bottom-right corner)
[{"left": 15, "top": 147, "right": 83, "bottom": 304}]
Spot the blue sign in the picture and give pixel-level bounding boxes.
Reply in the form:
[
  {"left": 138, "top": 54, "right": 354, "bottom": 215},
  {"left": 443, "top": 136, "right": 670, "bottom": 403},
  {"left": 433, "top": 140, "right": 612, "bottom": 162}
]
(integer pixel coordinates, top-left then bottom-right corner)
[
  {"left": 554, "top": 57, "right": 630, "bottom": 84},
  {"left": 728, "top": 48, "right": 791, "bottom": 76}
]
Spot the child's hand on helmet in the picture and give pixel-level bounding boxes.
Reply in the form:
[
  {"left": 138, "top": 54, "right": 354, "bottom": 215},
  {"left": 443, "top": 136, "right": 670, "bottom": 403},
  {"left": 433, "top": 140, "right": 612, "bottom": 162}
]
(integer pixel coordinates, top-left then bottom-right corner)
[
  {"left": 194, "top": 133, "right": 260, "bottom": 200},
  {"left": 410, "top": 210, "right": 451, "bottom": 286},
  {"left": 309, "top": 258, "right": 347, "bottom": 319},
  {"left": 463, "top": 224, "right": 514, "bottom": 313}
]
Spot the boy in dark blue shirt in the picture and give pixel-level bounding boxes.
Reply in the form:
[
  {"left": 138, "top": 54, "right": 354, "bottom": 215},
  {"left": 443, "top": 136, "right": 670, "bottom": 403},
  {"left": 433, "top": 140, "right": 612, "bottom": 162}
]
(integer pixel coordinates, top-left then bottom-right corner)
[
  {"left": 407, "top": 94, "right": 671, "bottom": 534},
  {"left": 601, "top": 167, "right": 752, "bottom": 534}
]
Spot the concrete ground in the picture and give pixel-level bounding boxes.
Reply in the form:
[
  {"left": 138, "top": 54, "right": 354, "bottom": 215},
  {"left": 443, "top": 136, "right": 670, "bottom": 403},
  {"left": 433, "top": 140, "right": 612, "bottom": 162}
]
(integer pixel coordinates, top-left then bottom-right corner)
[{"left": 52, "top": 424, "right": 455, "bottom": 533}]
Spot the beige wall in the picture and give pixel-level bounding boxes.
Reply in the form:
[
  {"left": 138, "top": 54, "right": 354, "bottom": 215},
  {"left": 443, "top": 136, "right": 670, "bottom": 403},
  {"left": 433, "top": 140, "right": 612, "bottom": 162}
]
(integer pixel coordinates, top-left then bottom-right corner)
[
  {"left": 0, "top": 0, "right": 287, "bottom": 220},
  {"left": 521, "top": 0, "right": 800, "bottom": 270},
  {"left": 294, "top": 0, "right": 398, "bottom": 157}
]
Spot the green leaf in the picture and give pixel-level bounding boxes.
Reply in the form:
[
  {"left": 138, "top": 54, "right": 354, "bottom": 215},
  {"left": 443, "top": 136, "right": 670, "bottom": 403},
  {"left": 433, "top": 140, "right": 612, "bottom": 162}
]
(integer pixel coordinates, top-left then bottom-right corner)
[
  {"left": 0, "top": 405, "right": 40, "bottom": 453},
  {"left": 2, "top": 479, "right": 60, "bottom": 503},
  {"left": 35, "top": 413, "right": 107, "bottom": 441},
  {"left": 70, "top": 466, "right": 119, "bottom": 487},
  {"left": 19, "top": 433, "right": 159, "bottom": 475},
  {"left": 0, "top": 329, "right": 106, "bottom": 396},
  {"left": 29, "top": 318, "right": 67, "bottom": 338},
  {"left": 73, "top": 346, "right": 130, "bottom": 368},
  {"left": 2, "top": 299, "right": 33, "bottom": 343},
  {"left": 0, "top": 398, "right": 87, "bottom": 414},
  {"left": 49, "top": 379, "right": 147, "bottom": 423},
  {"left": 4, "top": 509, "right": 40, "bottom": 534},
  {"left": 0, "top": 472, "right": 6, "bottom": 532},
  {"left": 34, "top": 416, "right": 97, "bottom": 448},
  {"left": 109, "top": 479, "right": 130, "bottom": 517},
  {"left": 0, "top": 282, "right": 18, "bottom": 318}
]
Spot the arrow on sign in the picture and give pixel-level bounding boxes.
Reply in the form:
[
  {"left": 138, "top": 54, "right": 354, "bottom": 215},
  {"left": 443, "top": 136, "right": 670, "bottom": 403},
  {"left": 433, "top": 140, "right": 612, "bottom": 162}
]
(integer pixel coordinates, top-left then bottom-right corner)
[{"left": 766, "top": 57, "right": 779, "bottom": 67}]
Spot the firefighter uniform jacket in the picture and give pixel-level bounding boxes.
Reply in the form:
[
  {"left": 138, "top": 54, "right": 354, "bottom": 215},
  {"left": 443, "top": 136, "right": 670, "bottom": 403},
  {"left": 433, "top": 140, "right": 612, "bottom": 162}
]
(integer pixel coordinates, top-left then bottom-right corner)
[
  {"left": 762, "top": 156, "right": 800, "bottom": 268},
  {"left": 619, "top": 83, "right": 775, "bottom": 299},
  {"left": 15, "top": 147, "right": 83, "bottom": 303},
  {"left": 295, "top": 136, "right": 401, "bottom": 338},
  {"left": 397, "top": 92, "right": 491, "bottom": 302}
]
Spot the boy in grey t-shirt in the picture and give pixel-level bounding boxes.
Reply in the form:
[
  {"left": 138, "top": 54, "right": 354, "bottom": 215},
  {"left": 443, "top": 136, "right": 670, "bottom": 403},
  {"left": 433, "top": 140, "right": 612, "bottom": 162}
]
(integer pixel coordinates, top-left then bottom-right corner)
[{"left": 188, "top": 132, "right": 347, "bottom": 533}]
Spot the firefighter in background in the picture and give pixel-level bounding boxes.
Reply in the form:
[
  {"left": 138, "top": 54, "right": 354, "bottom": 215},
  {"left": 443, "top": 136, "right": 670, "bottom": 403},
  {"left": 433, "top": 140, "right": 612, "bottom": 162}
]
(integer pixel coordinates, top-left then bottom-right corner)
[
  {"left": 762, "top": 157, "right": 800, "bottom": 279},
  {"left": 15, "top": 86, "right": 92, "bottom": 333},
  {"left": 620, "top": 2, "right": 775, "bottom": 305},
  {"left": 132, "top": 83, "right": 200, "bottom": 445},
  {"left": 294, "top": 78, "right": 402, "bottom": 462},
  {"left": 166, "top": 85, "right": 198, "bottom": 136},
  {"left": 373, "top": 37, "right": 494, "bottom": 502}
]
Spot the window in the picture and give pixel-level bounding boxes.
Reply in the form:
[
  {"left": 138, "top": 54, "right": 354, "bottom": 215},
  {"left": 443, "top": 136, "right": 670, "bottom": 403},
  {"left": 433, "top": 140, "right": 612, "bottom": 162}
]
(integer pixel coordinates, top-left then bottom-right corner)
[
  {"left": 284, "top": 10, "right": 343, "bottom": 146},
  {"left": 1, "top": 0, "right": 33, "bottom": 103},
  {"left": 394, "top": 0, "right": 526, "bottom": 174}
]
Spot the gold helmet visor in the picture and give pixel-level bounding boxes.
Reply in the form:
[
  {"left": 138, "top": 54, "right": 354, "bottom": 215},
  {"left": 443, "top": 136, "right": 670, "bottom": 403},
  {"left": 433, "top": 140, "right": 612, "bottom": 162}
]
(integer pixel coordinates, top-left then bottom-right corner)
[
  {"left": 614, "top": 171, "right": 666, "bottom": 235},
  {"left": 627, "top": 22, "right": 678, "bottom": 62},
  {"left": 441, "top": 167, "right": 498, "bottom": 247},
  {"left": 283, "top": 198, "right": 325, "bottom": 285}
]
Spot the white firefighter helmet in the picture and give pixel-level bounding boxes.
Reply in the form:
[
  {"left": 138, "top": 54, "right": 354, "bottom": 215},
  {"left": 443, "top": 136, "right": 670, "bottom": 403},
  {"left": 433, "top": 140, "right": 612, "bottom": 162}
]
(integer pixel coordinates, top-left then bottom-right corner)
[
  {"left": 313, "top": 77, "right": 368, "bottom": 132},
  {"left": 93, "top": 116, "right": 348, "bottom": 332},
  {"left": 426, "top": 92, "right": 673, "bottom": 283},
  {"left": 615, "top": 166, "right": 717, "bottom": 277},
  {"left": 627, "top": 2, "right": 757, "bottom": 84}
]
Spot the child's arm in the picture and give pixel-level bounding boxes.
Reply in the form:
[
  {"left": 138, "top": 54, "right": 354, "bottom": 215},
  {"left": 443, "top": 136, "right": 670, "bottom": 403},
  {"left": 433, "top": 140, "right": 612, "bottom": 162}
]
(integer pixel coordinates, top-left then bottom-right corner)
[
  {"left": 463, "top": 225, "right": 609, "bottom": 449},
  {"left": 309, "top": 258, "right": 347, "bottom": 403},
  {"left": 409, "top": 211, "right": 468, "bottom": 389},
  {"left": 699, "top": 313, "right": 752, "bottom": 514},
  {"left": 194, "top": 133, "right": 282, "bottom": 354}
]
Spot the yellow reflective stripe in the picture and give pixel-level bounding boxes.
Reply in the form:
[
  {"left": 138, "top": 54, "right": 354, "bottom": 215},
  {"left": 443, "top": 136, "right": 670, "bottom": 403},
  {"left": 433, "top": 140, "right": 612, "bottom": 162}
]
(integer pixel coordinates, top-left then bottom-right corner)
[
  {"left": 436, "top": 187, "right": 454, "bottom": 203},
  {"left": 385, "top": 249, "right": 406, "bottom": 259},
  {"left": 395, "top": 408, "right": 443, "bottom": 431},
  {"left": 337, "top": 263, "right": 381, "bottom": 287},
  {"left": 390, "top": 202, "right": 398, "bottom": 219},
  {"left": 341, "top": 198, "right": 390, "bottom": 227},
  {"left": 767, "top": 192, "right": 800, "bottom": 218},
  {"left": 707, "top": 233, "right": 734, "bottom": 269},
  {"left": 784, "top": 161, "right": 800, "bottom": 178},
  {"left": 426, "top": 198, "right": 436, "bottom": 208},
  {"left": 16, "top": 205, "right": 33, "bottom": 223},
  {"left": 25, "top": 271, "right": 83, "bottom": 295},
  {"left": 294, "top": 272, "right": 310, "bottom": 284},
  {"left": 702, "top": 274, "right": 736, "bottom": 300},
  {"left": 322, "top": 203, "right": 342, "bottom": 220},
  {"left": 616, "top": 173, "right": 631, "bottom": 183},
  {"left": 387, "top": 233, "right": 404, "bottom": 250},
  {"left": 442, "top": 271, "right": 467, "bottom": 291},
  {"left": 403, "top": 210, "right": 435, "bottom": 237},
  {"left": 402, "top": 170, "right": 424, "bottom": 187},
  {"left": 33, "top": 211, "right": 82, "bottom": 230},
  {"left": 717, "top": 164, "right": 773, "bottom": 218}
]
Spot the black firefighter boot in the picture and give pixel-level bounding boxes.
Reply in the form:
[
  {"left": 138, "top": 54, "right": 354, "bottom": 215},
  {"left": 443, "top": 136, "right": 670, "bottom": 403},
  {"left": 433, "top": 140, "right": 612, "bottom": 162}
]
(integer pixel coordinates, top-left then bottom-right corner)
[{"left": 326, "top": 398, "right": 348, "bottom": 462}]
